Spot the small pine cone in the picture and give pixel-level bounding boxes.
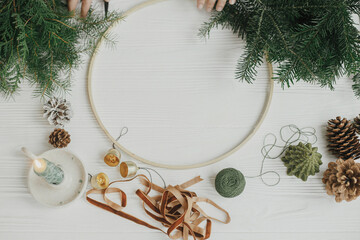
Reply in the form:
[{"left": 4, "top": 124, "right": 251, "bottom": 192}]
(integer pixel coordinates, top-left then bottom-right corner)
[
  {"left": 49, "top": 128, "right": 71, "bottom": 148},
  {"left": 43, "top": 98, "right": 73, "bottom": 127},
  {"left": 322, "top": 158, "right": 360, "bottom": 202},
  {"left": 353, "top": 115, "right": 360, "bottom": 135},
  {"left": 326, "top": 116, "right": 360, "bottom": 160}
]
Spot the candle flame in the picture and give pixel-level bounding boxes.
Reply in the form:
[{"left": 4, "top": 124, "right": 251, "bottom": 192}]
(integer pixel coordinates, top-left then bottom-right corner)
[{"left": 34, "top": 159, "right": 43, "bottom": 168}]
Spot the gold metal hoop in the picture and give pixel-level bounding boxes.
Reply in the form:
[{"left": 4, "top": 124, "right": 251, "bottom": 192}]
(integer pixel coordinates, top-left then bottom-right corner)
[{"left": 87, "top": 0, "right": 274, "bottom": 169}]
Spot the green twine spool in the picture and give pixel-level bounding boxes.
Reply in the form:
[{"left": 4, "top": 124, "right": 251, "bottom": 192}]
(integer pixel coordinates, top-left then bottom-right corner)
[{"left": 215, "top": 168, "right": 246, "bottom": 198}]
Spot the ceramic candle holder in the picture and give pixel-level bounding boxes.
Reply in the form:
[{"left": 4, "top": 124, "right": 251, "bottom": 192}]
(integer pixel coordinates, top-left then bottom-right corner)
[{"left": 22, "top": 147, "right": 88, "bottom": 207}]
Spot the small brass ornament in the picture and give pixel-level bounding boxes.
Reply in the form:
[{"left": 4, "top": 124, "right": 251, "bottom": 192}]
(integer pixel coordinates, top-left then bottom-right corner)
[
  {"left": 90, "top": 172, "right": 110, "bottom": 190},
  {"left": 120, "top": 161, "right": 139, "bottom": 178},
  {"left": 104, "top": 149, "right": 121, "bottom": 167}
]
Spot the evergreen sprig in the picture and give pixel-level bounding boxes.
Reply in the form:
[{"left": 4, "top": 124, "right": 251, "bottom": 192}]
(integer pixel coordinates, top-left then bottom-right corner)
[
  {"left": 0, "top": 0, "right": 122, "bottom": 98},
  {"left": 200, "top": 0, "right": 360, "bottom": 97}
]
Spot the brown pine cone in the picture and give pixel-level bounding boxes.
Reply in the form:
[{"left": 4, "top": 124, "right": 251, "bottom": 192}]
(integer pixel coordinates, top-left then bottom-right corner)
[
  {"left": 326, "top": 116, "right": 360, "bottom": 160},
  {"left": 322, "top": 158, "right": 360, "bottom": 202},
  {"left": 49, "top": 128, "right": 71, "bottom": 148},
  {"left": 353, "top": 114, "right": 360, "bottom": 135}
]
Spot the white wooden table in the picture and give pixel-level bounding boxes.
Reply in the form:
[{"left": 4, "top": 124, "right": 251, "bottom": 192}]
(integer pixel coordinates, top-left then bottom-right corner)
[{"left": 1, "top": 0, "right": 360, "bottom": 239}]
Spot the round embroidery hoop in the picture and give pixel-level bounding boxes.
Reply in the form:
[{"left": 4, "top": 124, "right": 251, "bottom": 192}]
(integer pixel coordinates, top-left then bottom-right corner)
[{"left": 87, "top": 0, "right": 274, "bottom": 169}]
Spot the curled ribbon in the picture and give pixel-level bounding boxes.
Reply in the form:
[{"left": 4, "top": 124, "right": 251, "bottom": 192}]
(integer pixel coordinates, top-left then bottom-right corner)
[{"left": 86, "top": 175, "right": 231, "bottom": 240}]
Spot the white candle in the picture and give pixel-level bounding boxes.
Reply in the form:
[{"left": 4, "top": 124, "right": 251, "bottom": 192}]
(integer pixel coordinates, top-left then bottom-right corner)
[
  {"left": 22, "top": 147, "right": 64, "bottom": 185},
  {"left": 33, "top": 158, "right": 47, "bottom": 173}
]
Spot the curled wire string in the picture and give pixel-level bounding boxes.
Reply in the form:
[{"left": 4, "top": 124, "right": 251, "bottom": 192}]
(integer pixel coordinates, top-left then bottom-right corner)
[
  {"left": 246, "top": 124, "right": 317, "bottom": 186},
  {"left": 111, "top": 126, "right": 167, "bottom": 188},
  {"left": 112, "top": 127, "right": 128, "bottom": 149},
  {"left": 139, "top": 167, "right": 167, "bottom": 189},
  {"left": 140, "top": 168, "right": 153, "bottom": 184},
  {"left": 88, "top": 173, "right": 93, "bottom": 183},
  {"left": 110, "top": 127, "right": 166, "bottom": 188}
]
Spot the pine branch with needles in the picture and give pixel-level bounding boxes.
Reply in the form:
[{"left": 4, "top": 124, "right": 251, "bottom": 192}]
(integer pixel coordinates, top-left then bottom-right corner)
[
  {"left": 0, "top": 0, "right": 122, "bottom": 98},
  {"left": 200, "top": 0, "right": 360, "bottom": 97}
]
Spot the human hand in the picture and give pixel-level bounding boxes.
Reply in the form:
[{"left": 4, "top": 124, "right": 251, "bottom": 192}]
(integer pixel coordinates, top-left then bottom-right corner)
[
  {"left": 197, "top": 0, "right": 236, "bottom": 12},
  {"left": 68, "top": 0, "right": 93, "bottom": 18}
]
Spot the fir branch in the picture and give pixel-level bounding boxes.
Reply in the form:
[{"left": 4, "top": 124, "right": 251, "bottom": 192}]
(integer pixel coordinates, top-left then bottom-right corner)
[
  {"left": 235, "top": 9, "right": 265, "bottom": 83},
  {"left": 352, "top": 73, "right": 360, "bottom": 98},
  {"left": 267, "top": 12, "right": 317, "bottom": 80},
  {"left": 0, "top": 0, "right": 123, "bottom": 98},
  {"left": 46, "top": 18, "right": 75, "bottom": 30},
  {"left": 200, "top": 0, "right": 360, "bottom": 96}
]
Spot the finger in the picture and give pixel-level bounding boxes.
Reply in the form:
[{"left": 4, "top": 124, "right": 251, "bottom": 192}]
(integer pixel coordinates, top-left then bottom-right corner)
[
  {"left": 67, "top": 0, "right": 79, "bottom": 12},
  {"left": 216, "top": 0, "right": 227, "bottom": 11},
  {"left": 81, "top": 0, "right": 92, "bottom": 18},
  {"left": 229, "top": 0, "right": 236, "bottom": 4},
  {"left": 197, "top": 0, "right": 205, "bottom": 9},
  {"left": 206, "top": 0, "right": 216, "bottom": 12}
]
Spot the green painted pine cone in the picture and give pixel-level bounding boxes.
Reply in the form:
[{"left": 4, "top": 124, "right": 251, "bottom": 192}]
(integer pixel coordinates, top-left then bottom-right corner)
[{"left": 281, "top": 142, "right": 322, "bottom": 181}]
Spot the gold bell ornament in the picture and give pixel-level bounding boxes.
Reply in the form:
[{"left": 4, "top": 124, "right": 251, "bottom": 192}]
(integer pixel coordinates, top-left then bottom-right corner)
[
  {"left": 104, "top": 149, "right": 120, "bottom": 167},
  {"left": 120, "top": 161, "right": 166, "bottom": 188},
  {"left": 90, "top": 172, "right": 110, "bottom": 190},
  {"left": 120, "top": 161, "right": 139, "bottom": 178},
  {"left": 103, "top": 127, "right": 128, "bottom": 167}
]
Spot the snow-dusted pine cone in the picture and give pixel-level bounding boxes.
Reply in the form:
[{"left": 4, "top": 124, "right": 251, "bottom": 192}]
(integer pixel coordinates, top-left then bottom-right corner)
[{"left": 43, "top": 98, "right": 73, "bottom": 127}]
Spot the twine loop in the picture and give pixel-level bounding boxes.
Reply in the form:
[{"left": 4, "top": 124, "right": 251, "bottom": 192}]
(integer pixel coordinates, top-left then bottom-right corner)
[{"left": 247, "top": 124, "right": 317, "bottom": 186}]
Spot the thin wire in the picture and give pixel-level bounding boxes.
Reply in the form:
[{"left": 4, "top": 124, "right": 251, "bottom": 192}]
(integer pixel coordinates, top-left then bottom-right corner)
[
  {"left": 139, "top": 167, "right": 167, "bottom": 189},
  {"left": 88, "top": 173, "right": 93, "bottom": 183},
  {"left": 141, "top": 168, "right": 153, "bottom": 184},
  {"left": 112, "top": 127, "right": 128, "bottom": 149},
  {"left": 110, "top": 126, "right": 167, "bottom": 188},
  {"left": 246, "top": 124, "right": 317, "bottom": 186}
]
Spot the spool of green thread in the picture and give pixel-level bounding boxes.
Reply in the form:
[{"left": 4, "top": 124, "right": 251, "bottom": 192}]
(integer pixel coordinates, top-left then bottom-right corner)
[{"left": 215, "top": 168, "right": 246, "bottom": 198}]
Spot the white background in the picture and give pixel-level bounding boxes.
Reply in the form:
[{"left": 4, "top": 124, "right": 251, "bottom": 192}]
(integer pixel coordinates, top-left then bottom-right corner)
[{"left": 1, "top": 0, "right": 360, "bottom": 239}]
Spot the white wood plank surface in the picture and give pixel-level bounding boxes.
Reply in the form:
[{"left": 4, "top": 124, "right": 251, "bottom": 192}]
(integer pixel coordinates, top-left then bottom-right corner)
[{"left": 1, "top": 0, "right": 360, "bottom": 239}]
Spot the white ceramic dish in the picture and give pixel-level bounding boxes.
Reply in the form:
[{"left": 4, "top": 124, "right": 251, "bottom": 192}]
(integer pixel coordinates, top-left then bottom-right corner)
[{"left": 28, "top": 149, "right": 88, "bottom": 207}]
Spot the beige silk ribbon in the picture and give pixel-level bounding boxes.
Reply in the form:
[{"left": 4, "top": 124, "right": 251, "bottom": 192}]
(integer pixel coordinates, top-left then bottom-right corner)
[{"left": 86, "top": 175, "right": 231, "bottom": 240}]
